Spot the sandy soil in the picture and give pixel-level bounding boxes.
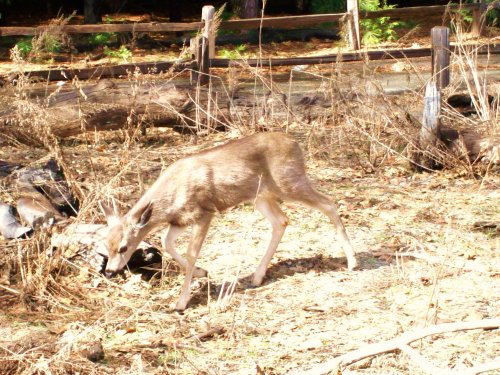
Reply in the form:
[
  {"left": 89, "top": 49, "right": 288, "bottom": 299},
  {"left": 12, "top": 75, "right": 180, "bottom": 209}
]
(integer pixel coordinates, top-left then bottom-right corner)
[{"left": 0, "top": 125, "right": 498, "bottom": 374}]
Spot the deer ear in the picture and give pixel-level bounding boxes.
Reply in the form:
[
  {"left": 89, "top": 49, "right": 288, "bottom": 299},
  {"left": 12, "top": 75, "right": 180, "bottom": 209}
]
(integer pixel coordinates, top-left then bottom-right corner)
[
  {"left": 99, "top": 198, "right": 121, "bottom": 227},
  {"left": 133, "top": 201, "right": 153, "bottom": 229}
]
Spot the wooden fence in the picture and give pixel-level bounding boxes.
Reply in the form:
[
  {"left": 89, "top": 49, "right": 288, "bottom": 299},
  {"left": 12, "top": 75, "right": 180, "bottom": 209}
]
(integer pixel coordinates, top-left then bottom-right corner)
[
  {"left": 0, "top": 1, "right": 498, "bottom": 83},
  {"left": 0, "top": 2, "right": 492, "bottom": 39}
]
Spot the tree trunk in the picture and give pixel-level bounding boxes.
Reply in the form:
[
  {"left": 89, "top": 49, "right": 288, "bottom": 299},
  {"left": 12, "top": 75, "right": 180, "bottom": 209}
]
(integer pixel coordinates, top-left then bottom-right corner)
[
  {"left": 243, "top": 0, "right": 259, "bottom": 19},
  {"left": 84, "top": 0, "right": 102, "bottom": 24}
]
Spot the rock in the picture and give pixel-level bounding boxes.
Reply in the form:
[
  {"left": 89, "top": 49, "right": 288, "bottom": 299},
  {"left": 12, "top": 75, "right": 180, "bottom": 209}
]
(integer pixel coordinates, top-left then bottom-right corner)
[
  {"left": 16, "top": 195, "right": 62, "bottom": 229},
  {"left": 0, "top": 160, "right": 23, "bottom": 177},
  {"left": 16, "top": 158, "right": 79, "bottom": 217},
  {"left": 16, "top": 164, "right": 67, "bottom": 229},
  {"left": 0, "top": 202, "right": 32, "bottom": 239},
  {"left": 447, "top": 93, "right": 495, "bottom": 116},
  {"left": 80, "top": 340, "right": 105, "bottom": 362}
]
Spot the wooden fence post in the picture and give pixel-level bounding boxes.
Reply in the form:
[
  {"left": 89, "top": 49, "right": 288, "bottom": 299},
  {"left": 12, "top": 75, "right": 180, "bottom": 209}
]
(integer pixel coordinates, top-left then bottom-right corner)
[
  {"left": 202, "top": 5, "right": 215, "bottom": 59},
  {"left": 472, "top": 0, "right": 486, "bottom": 37},
  {"left": 410, "top": 80, "right": 443, "bottom": 171},
  {"left": 190, "top": 37, "right": 200, "bottom": 84},
  {"left": 421, "top": 81, "right": 441, "bottom": 146},
  {"left": 191, "top": 6, "right": 214, "bottom": 86},
  {"left": 431, "top": 26, "right": 450, "bottom": 90},
  {"left": 347, "top": 0, "right": 361, "bottom": 50}
]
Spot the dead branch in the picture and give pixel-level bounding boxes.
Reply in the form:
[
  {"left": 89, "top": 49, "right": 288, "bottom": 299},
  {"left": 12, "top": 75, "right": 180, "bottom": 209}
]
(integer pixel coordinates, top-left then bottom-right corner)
[
  {"left": 398, "top": 344, "right": 450, "bottom": 375},
  {"left": 463, "top": 360, "right": 500, "bottom": 375},
  {"left": 189, "top": 325, "right": 225, "bottom": 342},
  {"left": 297, "top": 319, "right": 500, "bottom": 375}
]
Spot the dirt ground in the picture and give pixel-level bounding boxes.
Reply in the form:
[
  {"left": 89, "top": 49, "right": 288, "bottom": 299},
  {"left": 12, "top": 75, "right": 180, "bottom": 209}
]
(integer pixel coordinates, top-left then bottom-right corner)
[{"left": 0, "top": 121, "right": 499, "bottom": 373}]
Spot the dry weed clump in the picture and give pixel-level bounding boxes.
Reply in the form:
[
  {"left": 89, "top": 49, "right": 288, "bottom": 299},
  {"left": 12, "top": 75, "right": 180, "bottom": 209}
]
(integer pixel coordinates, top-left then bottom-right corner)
[{"left": 27, "top": 13, "right": 75, "bottom": 63}]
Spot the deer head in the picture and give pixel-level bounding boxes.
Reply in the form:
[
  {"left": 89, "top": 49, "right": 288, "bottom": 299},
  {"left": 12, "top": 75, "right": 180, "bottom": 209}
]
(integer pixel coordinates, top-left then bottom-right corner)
[{"left": 100, "top": 199, "right": 154, "bottom": 275}]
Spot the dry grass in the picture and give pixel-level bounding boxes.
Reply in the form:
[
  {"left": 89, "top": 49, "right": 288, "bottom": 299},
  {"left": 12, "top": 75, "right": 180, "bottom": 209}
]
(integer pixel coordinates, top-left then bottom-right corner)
[{"left": 0, "top": 17, "right": 499, "bottom": 375}]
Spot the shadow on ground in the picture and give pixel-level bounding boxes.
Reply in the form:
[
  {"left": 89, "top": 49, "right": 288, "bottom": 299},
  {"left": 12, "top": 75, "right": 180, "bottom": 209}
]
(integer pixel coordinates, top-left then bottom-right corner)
[{"left": 178, "top": 252, "right": 384, "bottom": 309}]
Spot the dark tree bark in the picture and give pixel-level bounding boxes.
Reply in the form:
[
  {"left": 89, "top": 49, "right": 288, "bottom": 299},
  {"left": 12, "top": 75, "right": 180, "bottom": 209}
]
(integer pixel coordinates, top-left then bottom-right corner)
[
  {"left": 243, "top": 0, "right": 259, "bottom": 19},
  {"left": 295, "top": 0, "right": 313, "bottom": 14},
  {"left": 46, "top": 0, "right": 64, "bottom": 17},
  {"left": 84, "top": 0, "right": 102, "bottom": 24}
]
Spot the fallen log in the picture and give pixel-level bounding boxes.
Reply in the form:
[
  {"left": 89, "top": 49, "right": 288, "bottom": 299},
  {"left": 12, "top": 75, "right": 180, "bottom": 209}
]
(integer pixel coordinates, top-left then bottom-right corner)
[
  {"left": 0, "top": 79, "right": 336, "bottom": 141},
  {"left": 2, "top": 60, "right": 196, "bottom": 83},
  {"left": 0, "top": 80, "right": 198, "bottom": 140}
]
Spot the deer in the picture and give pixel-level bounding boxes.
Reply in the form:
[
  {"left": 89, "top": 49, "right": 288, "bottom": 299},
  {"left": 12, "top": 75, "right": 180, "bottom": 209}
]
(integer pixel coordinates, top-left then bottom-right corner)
[{"left": 100, "top": 132, "right": 357, "bottom": 311}]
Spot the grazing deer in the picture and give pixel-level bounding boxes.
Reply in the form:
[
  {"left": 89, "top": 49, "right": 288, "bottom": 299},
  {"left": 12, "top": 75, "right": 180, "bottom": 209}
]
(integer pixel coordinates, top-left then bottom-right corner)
[{"left": 101, "top": 132, "right": 357, "bottom": 311}]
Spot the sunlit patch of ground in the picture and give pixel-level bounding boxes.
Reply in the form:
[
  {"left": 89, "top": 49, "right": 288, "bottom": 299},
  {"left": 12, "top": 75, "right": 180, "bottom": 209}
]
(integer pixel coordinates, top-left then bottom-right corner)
[{"left": 1, "top": 125, "right": 498, "bottom": 373}]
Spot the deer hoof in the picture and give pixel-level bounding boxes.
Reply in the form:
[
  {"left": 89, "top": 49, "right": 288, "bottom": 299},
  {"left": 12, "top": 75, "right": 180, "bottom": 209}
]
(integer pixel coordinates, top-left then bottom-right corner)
[
  {"left": 347, "top": 259, "right": 359, "bottom": 271},
  {"left": 174, "top": 302, "right": 188, "bottom": 312},
  {"left": 251, "top": 274, "right": 264, "bottom": 287}
]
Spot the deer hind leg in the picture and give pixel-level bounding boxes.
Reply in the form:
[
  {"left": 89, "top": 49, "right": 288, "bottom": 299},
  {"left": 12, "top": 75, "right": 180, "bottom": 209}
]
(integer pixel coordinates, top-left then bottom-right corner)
[
  {"left": 253, "top": 197, "right": 289, "bottom": 287},
  {"left": 161, "top": 225, "right": 207, "bottom": 278},
  {"left": 289, "top": 184, "right": 358, "bottom": 271},
  {"left": 175, "top": 214, "right": 213, "bottom": 311}
]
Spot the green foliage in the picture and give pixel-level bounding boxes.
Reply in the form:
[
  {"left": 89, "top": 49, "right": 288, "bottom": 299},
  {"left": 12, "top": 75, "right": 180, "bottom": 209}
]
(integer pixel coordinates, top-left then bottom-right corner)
[
  {"left": 15, "top": 38, "right": 33, "bottom": 57},
  {"left": 457, "top": 0, "right": 499, "bottom": 27},
  {"left": 15, "top": 33, "right": 61, "bottom": 59},
  {"left": 104, "top": 45, "right": 132, "bottom": 61},
  {"left": 360, "top": 0, "right": 392, "bottom": 11},
  {"left": 88, "top": 32, "right": 115, "bottom": 46},
  {"left": 487, "top": 8, "right": 499, "bottom": 27},
  {"left": 451, "top": 2, "right": 474, "bottom": 25},
  {"left": 87, "top": 16, "right": 128, "bottom": 46},
  {"left": 219, "top": 44, "right": 246, "bottom": 59},
  {"left": 359, "top": 0, "right": 404, "bottom": 45},
  {"left": 360, "top": 16, "right": 403, "bottom": 45},
  {"left": 220, "top": 9, "right": 233, "bottom": 21},
  {"left": 309, "top": 0, "right": 345, "bottom": 13}
]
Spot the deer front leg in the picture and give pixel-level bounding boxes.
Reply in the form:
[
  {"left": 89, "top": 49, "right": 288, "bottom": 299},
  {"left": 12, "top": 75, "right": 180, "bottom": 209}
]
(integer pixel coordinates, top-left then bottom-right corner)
[
  {"left": 175, "top": 215, "right": 213, "bottom": 311},
  {"left": 161, "top": 225, "right": 207, "bottom": 278}
]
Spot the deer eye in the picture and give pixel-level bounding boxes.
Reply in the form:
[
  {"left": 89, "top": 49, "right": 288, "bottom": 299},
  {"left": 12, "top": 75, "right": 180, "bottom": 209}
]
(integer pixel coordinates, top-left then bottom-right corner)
[{"left": 118, "top": 245, "right": 128, "bottom": 254}]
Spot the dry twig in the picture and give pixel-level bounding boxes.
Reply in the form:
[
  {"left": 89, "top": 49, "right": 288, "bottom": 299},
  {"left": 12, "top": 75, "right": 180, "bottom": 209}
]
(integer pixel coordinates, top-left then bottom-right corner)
[{"left": 296, "top": 319, "right": 500, "bottom": 375}]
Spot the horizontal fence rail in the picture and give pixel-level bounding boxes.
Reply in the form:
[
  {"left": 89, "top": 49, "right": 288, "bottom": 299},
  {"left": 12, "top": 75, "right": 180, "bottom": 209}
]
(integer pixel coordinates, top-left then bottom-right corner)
[
  {"left": 0, "top": 22, "right": 204, "bottom": 37},
  {"left": 13, "top": 44, "right": 499, "bottom": 82},
  {"left": 211, "top": 48, "right": 434, "bottom": 67},
  {"left": 361, "top": 3, "right": 481, "bottom": 19},
  {"left": 219, "top": 13, "right": 345, "bottom": 30}
]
